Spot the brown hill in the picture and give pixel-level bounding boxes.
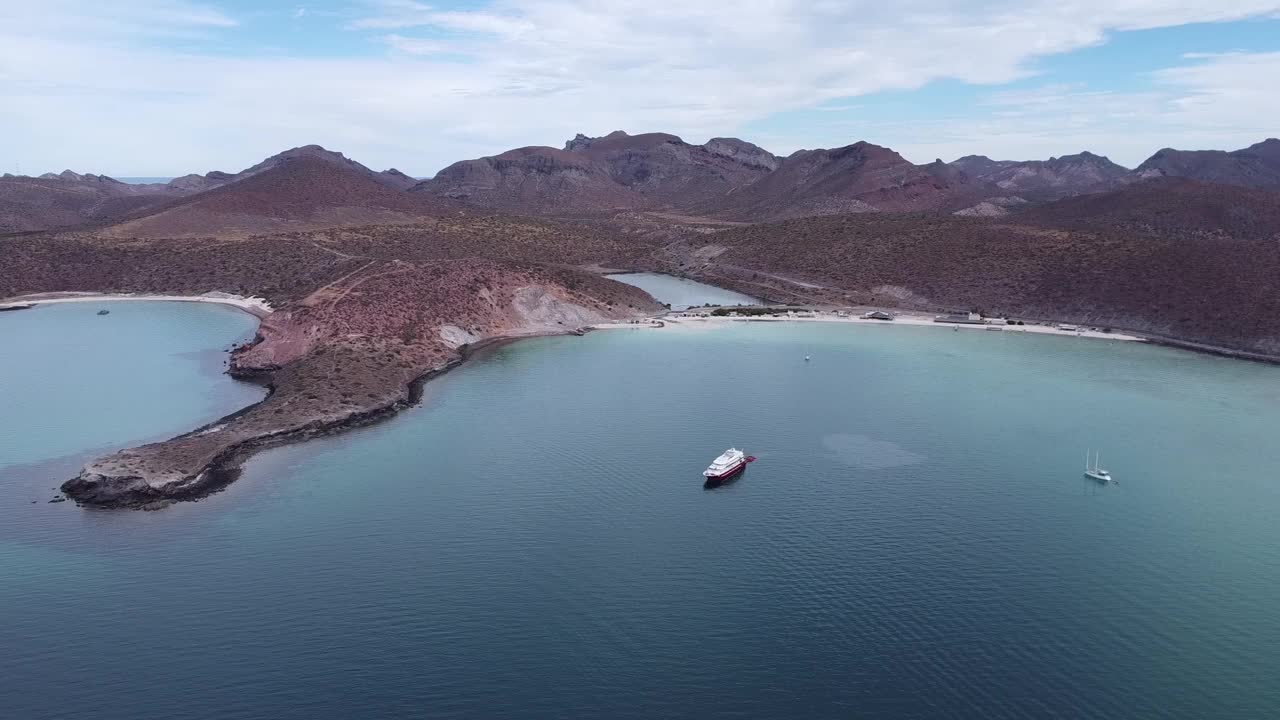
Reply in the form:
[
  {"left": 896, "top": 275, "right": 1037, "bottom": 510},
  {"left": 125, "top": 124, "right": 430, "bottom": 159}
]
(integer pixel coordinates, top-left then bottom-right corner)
[
  {"left": 0, "top": 145, "right": 418, "bottom": 235},
  {"left": 1017, "top": 177, "right": 1280, "bottom": 240},
  {"left": 414, "top": 131, "right": 777, "bottom": 215},
  {"left": 564, "top": 131, "right": 777, "bottom": 206},
  {"left": 674, "top": 181, "right": 1280, "bottom": 355},
  {"left": 1135, "top": 138, "right": 1280, "bottom": 190},
  {"left": 101, "top": 156, "right": 455, "bottom": 239},
  {"left": 414, "top": 145, "right": 637, "bottom": 215},
  {"left": 0, "top": 174, "right": 179, "bottom": 234},
  {"left": 949, "top": 151, "right": 1131, "bottom": 201},
  {"left": 706, "top": 141, "right": 982, "bottom": 221},
  {"left": 166, "top": 144, "right": 418, "bottom": 193}
]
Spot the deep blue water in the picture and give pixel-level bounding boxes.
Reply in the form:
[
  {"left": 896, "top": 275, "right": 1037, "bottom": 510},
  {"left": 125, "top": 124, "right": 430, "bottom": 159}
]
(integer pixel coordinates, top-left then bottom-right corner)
[{"left": 3, "top": 303, "right": 1280, "bottom": 719}]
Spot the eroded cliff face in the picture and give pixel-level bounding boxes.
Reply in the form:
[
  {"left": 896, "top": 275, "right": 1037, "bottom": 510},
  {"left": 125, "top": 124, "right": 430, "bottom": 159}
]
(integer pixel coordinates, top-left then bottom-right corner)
[{"left": 61, "top": 260, "right": 661, "bottom": 508}]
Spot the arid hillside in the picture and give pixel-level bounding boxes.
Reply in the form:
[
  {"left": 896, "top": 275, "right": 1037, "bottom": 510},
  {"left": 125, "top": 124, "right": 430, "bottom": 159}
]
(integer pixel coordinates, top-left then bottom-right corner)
[
  {"left": 100, "top": 156, "right": 459, "bottom": 239},
  {"left": 414, "top": 145, "right": 639, "bottom": 215},
  {"left": 0, "top": 144, "right": 419, "bottom": 235},
  {"left": 165, "top": 144, "right": 419, "bottom": 193},
  {"left": 0, "top": 212, "right": 663, "bottom": 302},
  {"left": 673, "top": 182, "right": 1280, "bottom": 355},
  {"left": 1136, "top": 138, "right": 1280, "bottom": 191},
  {"left": 704, "top": 141, "right": 987, "bottom": 220},
  {"left": 564, "top": 131, "right": 777, "bottom": 206},
  {"left": 413, "top": 131, "right": 777, "bottom": 216},
  {"left": 949, "top": 151, "right": 1131, "bottom": 201},
  {"left": 0, "top": 174, "right": 179, "bottom": 234},
  {"left": 1017, "top": 177, "right": 1280, "bottom": 239}
]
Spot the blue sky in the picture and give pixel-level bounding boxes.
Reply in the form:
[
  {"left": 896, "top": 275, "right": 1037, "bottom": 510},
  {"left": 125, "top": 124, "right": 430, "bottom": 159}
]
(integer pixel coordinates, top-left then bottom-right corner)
[{"left": 2, "top": 1, "right": 1279, "bottom": 175}]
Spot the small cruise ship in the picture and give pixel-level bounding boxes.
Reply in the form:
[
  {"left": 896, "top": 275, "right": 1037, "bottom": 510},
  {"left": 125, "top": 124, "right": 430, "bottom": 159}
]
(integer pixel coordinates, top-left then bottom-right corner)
[{"left": 704, "top": 448, "right": 748, "bottom": 480}]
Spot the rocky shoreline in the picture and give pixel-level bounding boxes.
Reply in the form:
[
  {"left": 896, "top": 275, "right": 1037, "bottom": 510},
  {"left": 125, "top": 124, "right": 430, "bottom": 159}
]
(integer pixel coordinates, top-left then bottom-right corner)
[
  {"left": 41, "top": 257, "right": 662, "bottom": 509},
  {"left": 60, "top": 355, "right": 464, "bottom": 509},
  {"left": 57, "top": 332, "right": 576, "bottom": 509}
]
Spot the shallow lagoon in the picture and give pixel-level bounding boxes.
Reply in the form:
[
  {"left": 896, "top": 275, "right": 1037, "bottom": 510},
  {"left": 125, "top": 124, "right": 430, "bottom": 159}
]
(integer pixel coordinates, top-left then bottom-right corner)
[{"left": 606, "top": 271, "right": 761, "bottom": 310}]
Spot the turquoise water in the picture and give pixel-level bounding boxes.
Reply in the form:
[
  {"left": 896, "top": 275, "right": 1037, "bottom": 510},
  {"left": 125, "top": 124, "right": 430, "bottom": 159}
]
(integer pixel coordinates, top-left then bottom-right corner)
[
  {"left": 0, "top": 301, "right": 263, "bottom": 484},
  {"left": 3, "top": 307, "right": 1280, "bottom": 718},
  {"left": 606, "top": 272, "right": 761, "bottom": 309}
]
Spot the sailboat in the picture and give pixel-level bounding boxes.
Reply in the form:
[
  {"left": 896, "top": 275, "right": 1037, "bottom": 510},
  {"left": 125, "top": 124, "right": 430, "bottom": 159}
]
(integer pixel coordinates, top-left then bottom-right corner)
[{"left": 1084, "top": 450, "right": 1113, "bottom": 483}]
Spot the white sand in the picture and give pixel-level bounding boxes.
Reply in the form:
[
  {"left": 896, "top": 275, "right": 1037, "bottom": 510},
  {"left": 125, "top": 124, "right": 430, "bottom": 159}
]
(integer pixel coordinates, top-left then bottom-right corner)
[
  {"left": 589, "top": 320, "right": 667, "bottom": 330},
  {"left": 594, "top": 310, "right": 1143, "bottom": 343},
  {"left": 0, "top": 291, "right": 273, "bottom": 317}
]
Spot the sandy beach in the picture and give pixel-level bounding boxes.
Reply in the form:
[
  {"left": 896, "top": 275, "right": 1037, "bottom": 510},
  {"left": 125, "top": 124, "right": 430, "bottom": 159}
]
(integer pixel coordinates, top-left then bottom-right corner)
[
  {"left": 592, "top": 309, "right": 1144, "bottom": 343},
  {"left": 0, "top": 291, "right": 273, "bottom": 318}
]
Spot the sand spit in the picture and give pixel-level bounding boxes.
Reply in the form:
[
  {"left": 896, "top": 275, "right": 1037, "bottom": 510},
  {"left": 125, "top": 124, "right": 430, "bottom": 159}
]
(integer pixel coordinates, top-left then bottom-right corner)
[
  {"left": 0, "top": 291, "right": 273, "bottom": 318},
  {"left": 592, "top": 309, "right": 1144, "bottom": 343}
]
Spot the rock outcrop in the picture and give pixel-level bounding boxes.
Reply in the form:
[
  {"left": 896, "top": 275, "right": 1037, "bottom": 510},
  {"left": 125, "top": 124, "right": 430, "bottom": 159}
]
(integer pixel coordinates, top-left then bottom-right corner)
[{"left": 949, "top": 151, "right": 1131, "bottom": 200}]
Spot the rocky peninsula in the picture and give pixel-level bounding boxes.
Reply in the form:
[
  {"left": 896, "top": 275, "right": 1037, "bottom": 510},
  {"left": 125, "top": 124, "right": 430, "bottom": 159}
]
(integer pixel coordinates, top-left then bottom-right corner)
[{"left": 43, "top": 260, "right": 658, "bottom": 508}]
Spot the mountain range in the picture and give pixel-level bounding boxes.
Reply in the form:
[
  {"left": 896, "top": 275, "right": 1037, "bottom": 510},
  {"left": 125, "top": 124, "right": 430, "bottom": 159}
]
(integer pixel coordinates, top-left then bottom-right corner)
[
  {"left": 6, "top": 134, "right": 1279, "bottom": 235},
  {"left": 4, "top": 131, "right": 1280, "bottom": 359},
  {"left": 412, "top": 131, "right": 779, "bottom": 216},
  {"left": 412, "top": 132, "right": 1280, "bottom": 221},
  {"left": 0, "top": 145, "right": 421, "bottom": 234}
]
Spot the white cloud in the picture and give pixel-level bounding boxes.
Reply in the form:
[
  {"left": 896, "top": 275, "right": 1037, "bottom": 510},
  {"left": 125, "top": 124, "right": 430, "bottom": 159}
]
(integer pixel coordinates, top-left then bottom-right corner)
[
  {"left": 2, "top": 0, "right": 1279, "bottom": 174},
  {"left": 347, "top": 0, "right": 436, "bottom": 29},
  {"left": 383, "top": 34, "right": 454, "bottom": 55},
  {"left": 0, "top": 0, "right": 236, "bottom": 37},
  {"left": 880, "top": 52, "right": 1280, "bottom": 165}
]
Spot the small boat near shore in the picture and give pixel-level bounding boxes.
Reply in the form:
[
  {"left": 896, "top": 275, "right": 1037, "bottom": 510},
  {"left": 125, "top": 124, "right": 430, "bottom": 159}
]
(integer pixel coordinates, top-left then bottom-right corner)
[{"left": 0, "top": 302, "right": 36, "bottom": 312}]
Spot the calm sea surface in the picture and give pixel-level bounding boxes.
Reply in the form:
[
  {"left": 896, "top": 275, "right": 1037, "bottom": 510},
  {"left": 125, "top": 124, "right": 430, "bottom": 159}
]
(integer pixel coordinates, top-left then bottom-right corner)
[
  {"left": 2, "top": 296, "right": 1280, "bottom": 719},
  {"left": 606, "top": 272, "right": 760, "bottom": 309}
]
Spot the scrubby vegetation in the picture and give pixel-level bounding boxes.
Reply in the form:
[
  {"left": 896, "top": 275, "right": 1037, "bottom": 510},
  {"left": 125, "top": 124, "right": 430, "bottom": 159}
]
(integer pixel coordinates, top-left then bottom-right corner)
[
  {"left": 684, "top": 183, "right": 1280, "bottom": 354},
  {"left": 710, "top": 306, "right": 790, "bottom": 317}
]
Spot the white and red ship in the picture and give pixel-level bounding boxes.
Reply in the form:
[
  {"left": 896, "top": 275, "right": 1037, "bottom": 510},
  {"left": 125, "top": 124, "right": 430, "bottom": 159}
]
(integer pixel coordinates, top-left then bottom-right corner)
[{"left": 703, "top": 448, "right": 754, "bottom": 480}]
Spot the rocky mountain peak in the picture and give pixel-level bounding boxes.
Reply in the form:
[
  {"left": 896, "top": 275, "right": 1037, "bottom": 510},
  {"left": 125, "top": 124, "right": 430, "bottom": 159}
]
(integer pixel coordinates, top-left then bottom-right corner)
[
  {"left": 564, "top": 133, "right": 593, "bottom": 152},
  {"left": 34, "top": 170, "right": 124, "bottom": 184},
  {"left": 702, "top": 137, "right": 779, "bottom": 171}
]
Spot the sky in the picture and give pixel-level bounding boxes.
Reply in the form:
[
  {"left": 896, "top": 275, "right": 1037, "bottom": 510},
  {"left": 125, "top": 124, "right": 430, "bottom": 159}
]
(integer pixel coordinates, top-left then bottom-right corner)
[{"left": 2, "top": 0, "right": 1279, "bottom": 176}]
